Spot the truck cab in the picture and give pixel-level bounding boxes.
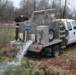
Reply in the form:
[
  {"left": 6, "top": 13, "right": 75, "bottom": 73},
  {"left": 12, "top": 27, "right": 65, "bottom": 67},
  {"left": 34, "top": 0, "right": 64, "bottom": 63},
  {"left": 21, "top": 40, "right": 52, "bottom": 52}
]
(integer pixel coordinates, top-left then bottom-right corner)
[{"left": 56, "top": 19, "right": 76, "bottom": 45}]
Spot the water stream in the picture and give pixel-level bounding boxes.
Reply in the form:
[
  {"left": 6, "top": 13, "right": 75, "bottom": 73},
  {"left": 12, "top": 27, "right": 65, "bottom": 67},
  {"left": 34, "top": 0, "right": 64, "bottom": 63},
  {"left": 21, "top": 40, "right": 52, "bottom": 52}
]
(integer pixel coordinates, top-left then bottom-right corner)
[
  {"left": 0, "top": 62, "right": 9, "bottom": 75},
  {"left": 8, "top": 40, "right": 33, "bottom": 66},
  {"left": 0, "top": 40, "right": 33, "bottom": 75}
]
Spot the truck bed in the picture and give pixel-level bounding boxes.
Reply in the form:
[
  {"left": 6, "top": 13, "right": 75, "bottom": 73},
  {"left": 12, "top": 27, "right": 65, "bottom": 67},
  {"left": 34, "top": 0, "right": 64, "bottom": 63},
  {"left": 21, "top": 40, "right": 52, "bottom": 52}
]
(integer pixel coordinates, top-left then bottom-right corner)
[
  {"left": 44, "top": 39, "right": 61, "bottom": 47},
  {"left": 28, "top": 39, "right": 62, "bottom": 52}
]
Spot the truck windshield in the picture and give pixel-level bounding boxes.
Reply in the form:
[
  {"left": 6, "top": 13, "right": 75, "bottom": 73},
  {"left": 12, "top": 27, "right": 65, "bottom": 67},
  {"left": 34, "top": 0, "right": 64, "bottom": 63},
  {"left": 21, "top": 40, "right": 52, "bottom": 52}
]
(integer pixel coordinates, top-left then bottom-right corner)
[{"left": 72, "top": 21, "right": 76, "bottom": 29}]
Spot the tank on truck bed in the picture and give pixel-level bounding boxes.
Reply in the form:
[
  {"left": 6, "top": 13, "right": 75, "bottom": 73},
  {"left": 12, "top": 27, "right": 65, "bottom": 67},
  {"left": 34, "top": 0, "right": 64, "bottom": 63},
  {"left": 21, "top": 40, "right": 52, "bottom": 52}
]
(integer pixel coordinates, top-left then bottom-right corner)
[{"left": 27, "top": 9, "right": 62, "bottom": 57}]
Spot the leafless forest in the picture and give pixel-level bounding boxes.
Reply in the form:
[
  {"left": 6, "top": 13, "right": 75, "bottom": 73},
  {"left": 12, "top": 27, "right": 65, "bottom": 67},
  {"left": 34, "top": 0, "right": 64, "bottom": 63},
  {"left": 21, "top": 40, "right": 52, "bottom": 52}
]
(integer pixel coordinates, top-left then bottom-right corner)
[{"left": 0, "top": 0, "right": 76, "bottom": 23}]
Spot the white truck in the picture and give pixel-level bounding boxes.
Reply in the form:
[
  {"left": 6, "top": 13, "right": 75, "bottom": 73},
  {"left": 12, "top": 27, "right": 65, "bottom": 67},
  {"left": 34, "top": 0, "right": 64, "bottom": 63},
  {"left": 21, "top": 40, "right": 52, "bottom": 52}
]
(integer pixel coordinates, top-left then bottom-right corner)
[
  {"left": 10, "top": 9, "right": 76, "bottom": 57},
  {"left": 57, "top": 19, "right": 76, "bottom": 45}
]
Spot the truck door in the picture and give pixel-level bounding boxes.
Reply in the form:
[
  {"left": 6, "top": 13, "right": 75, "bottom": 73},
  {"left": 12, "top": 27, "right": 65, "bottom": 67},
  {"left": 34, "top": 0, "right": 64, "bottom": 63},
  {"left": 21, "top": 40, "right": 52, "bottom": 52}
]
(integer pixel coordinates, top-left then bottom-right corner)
[
  {"left": 66, "top": 22, "right": 74, "bottom": 44},
  {"left": 71, "top": 21, "right": 76, "bottom": 42}
]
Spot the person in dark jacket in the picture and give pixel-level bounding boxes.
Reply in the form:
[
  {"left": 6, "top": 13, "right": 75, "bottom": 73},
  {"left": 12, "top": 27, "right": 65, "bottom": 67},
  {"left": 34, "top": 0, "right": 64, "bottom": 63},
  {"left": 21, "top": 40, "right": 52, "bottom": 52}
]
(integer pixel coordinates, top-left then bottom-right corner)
[{"left": 13, "top": 12, "right": 29, "bottom": 42}]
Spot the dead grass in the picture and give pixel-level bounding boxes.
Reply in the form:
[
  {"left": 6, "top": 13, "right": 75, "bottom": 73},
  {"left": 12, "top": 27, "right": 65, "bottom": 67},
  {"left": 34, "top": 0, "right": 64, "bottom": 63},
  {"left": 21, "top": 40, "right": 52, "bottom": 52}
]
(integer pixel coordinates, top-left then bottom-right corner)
[
  {"left": 0, "top": 25, "right": 18, "bottom": 57},
  {"left": 36, "top": 44, "right": 76, "bottom": 75},
  {"left": 0, "top": 25, "right": 15, "bottom": 49},
  {"left": 0, "top": 44, "right": 18, "bottom": 57}
]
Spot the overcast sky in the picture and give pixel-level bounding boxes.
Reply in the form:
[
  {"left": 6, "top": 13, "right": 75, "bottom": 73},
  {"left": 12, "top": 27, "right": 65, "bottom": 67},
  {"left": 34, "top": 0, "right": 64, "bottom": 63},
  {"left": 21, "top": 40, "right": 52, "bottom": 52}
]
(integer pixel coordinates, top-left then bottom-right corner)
[{"left": 9, "top": 0, "right": 21, "bottom": 8}]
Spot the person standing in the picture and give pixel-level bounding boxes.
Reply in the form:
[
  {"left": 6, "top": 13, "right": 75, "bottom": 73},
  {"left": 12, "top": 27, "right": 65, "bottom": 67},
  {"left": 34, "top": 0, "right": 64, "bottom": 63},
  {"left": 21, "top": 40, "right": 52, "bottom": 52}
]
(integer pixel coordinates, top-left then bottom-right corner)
[{"left": 13, "top": 12, "right": 29, "bottom": 42}]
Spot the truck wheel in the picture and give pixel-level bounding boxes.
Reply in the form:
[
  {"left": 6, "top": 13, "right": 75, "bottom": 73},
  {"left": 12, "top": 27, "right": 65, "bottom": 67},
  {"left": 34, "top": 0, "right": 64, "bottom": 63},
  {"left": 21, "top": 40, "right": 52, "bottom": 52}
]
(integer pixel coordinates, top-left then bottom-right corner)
[
  {"left": 52, "top": 45, "right": 60, "bottom": 57},
  {"left": 49, "top": 29, "right": 54, "bottom": 42},
  {"left": 41, "top": 47, "right": 52, "bottom": 57}
]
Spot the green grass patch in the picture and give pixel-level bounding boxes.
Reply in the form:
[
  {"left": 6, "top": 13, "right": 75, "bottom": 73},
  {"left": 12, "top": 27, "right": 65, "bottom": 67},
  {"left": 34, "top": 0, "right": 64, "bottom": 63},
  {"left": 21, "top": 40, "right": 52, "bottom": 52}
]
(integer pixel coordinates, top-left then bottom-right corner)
[
  {"left": 0, "top": 25, "right": 15, "bottom": 49},
  {"left": 0, "top": 53, "right": 14, "bottom": 62},
  {"left": 5, "top": 57, "right": 39, "bottom": 75},
  {"left": 0, "top": 26, "right": 15, "bottom": 40}
]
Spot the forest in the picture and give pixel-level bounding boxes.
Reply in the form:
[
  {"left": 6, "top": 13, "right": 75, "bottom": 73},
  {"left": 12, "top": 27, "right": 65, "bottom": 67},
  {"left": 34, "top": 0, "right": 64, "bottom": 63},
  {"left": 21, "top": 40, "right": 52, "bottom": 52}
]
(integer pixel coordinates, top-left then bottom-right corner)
[{"left": 0, "top": 0, "right": 76, "bottom": 23}]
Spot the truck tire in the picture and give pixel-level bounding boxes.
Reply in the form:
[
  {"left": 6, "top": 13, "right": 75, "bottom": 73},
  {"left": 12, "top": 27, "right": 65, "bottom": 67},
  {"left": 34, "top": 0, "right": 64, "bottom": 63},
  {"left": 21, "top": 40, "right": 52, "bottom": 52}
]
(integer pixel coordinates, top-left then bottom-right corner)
[
  {"left": 52, "top": 45, "right": 60, "bottom": 57},
  {"left": 41, "top": 47, "right": 52, "bottom": 57},
  {"left": 49, "top": 29, "right": 54, "bottom": 42}
]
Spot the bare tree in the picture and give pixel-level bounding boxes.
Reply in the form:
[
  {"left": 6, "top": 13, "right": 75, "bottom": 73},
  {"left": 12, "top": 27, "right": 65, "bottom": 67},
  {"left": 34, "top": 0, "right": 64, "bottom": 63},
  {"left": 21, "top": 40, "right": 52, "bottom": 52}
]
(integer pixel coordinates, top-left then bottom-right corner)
[
  {"left": 0, "top": 0, "right": 8, "bottom": 22},
  {"left": 52, "top": 0, "right": 55, "bottom": 9},
  {"left": 37, "top": 0, "right": 49, "bottom": 10},
  {"left": 0, "top": 0, "right": 75, "bottom": 23},
  {"left": 0, "top": 0, "right": 16, "bottom": 23},
  {"left": 63, "top": 0, "right": 67, "bottom": 18},
  {"left": 20, "top": 0, "right": 36, "bottom": 17}
]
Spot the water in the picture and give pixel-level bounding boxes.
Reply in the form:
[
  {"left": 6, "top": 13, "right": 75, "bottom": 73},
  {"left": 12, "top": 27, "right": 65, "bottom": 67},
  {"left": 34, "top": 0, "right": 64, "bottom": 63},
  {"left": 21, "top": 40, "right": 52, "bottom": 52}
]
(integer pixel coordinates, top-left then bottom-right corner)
[
  {"left": 0, "top": 40, "right": 33, "bottom": 75},
  {"left": 0, "top": 62, "right": 9, "bottom": 75},
  {"left": 8, "top": 40, "right": 33, "bottom": 66}
]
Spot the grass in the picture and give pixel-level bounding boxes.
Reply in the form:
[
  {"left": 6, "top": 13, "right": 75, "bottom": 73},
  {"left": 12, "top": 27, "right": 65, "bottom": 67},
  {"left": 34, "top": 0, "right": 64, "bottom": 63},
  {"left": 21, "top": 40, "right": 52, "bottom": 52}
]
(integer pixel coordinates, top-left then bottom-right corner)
[
  {"left": 0, "top": 25, "right": 15, "bottom": 62},
  {"left": 0, "top": 53, "right": 14, "bottom": 62},
  {"left": 5, "top": 57, "right": 72, "bottom": 75},
  {"left": 5, "top": 57, "right": 39, "bottom": 75},
  {"left": 0, "top": 25, "right": 15, "bottom": 41},
  {"left": 0, "top": 25, "right": 15, "bottom": 49}
]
